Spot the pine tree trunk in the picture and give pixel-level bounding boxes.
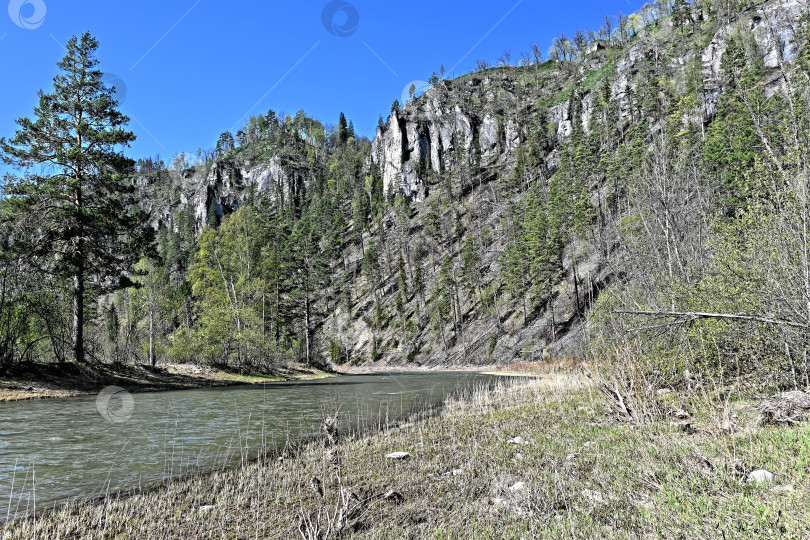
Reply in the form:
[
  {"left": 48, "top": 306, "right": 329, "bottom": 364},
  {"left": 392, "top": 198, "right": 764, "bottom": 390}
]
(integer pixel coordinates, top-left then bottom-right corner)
[
  {"left": 72, "top": 270, "right": 84, "bottom": 364},
  {"left": 454, "top": 292, "right": 463, "bottom": 340},
  {"left": 494, "top": 289, "right": 503, "bottom": 331},
  {"left": 522, "top": 293, "right": 528, "bottom": 324},
  {"left": 304, "top": 292, "right": 312, "bottom": 366},
  {"left": 572, "top": 255, "right": 581, "bottom": 316},
  {"left": 149, "top": 308, "right": 155, "bottom": 367},
  {"left": 274, "top": 281, "right": 280, "bottom": 345},
  {"left": 551, "top": 301, "right": 557, "bottom": 342}
]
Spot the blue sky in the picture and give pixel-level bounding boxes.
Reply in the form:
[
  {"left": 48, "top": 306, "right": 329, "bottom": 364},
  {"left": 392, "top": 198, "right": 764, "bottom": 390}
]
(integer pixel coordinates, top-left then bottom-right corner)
[{"left": 1, "top": 0, "right": 643, "bottom": 163}]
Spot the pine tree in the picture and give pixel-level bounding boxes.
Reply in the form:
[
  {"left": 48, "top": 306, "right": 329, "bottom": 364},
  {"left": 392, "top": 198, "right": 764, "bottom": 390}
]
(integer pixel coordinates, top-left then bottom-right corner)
[
  {"left": 672, "top": 0, "right": 690, "bottom": 32},
  {"left": 287, "top": 214, "right": 330, "bottom": 366},
  {"left": 461, "top": 235, "right": 482, "bottom": 303},
  {"left": 501, "top": 242, "right": 529, "bottom": 322},
  {"left": 0, "top": 33, "right": 152, "bottom": 364},
  {"left": 439, "top": 254, "right": 462, "bottom": 341},
  {"left": 704, "top": 32, "right": 766, "bottom": 208},
  {"left": 413, "top": 260, "right": 426, "bottom": 308},
  {"left": 797, "top": 14, "right": 810, "bottom": 75},
  {"left": 207, "top": 198, "right": 221, "bottom": 228},
  {"left": 338, "top": 112, "right": 349, "bottom": 145},
  {"left": 397, "top": 252, "right": 408, "bottom": 299},
  {"left": 106, "top": 301, "right": 120, "bottom": 362},
  {"left": 351, "top": 186, "right": 368, "bottom": 254},
  {"left": 424, "top": 197, "right": 442, "bottom": 241},
  {"left": 215, "top": 131, "right": 234, "bottom": 157}
]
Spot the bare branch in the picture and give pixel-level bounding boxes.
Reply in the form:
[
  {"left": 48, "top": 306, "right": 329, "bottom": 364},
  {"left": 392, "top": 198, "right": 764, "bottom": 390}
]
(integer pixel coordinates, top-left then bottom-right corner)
[{"left": 614, "top": 310, "right": 809, "bottom": 330}]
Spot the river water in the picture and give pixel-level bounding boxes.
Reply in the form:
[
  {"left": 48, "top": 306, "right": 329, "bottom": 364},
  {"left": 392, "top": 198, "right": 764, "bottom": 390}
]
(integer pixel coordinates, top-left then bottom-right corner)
[{"left": 0, "top": 372, "right": 497, "bottom": 516}]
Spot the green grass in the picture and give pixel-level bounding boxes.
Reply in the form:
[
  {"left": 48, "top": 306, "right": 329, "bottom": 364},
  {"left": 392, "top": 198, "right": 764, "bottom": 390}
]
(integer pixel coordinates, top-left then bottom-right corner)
[
  {"left": 581, "top": 64, "right": 613, "bottom": 93},
  {"left": 4, "top": 374, "right": 809, "bottom": 538}
]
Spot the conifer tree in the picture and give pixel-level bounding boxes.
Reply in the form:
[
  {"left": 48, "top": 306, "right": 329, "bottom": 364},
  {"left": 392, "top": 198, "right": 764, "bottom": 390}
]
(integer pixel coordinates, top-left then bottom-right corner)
[
  {"left": 338, "top": 112, "right": 349, "bottom": 145},
  {"left": 0, "top": 33, "right": 151, "bottom": 364},
  {"left": 461, "top": 235, "right": 482, "bottom": 303}
]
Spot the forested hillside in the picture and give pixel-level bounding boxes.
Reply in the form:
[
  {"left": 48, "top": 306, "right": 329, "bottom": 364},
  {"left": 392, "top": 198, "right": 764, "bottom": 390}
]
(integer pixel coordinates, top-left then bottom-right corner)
[{"left": 2, "top": 0, "right": 810, "bottom": 396}]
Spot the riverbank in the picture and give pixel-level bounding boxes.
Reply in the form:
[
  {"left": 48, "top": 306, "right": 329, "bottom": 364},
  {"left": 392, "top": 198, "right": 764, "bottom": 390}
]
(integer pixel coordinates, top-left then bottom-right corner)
[
  {"left": 334, "top": 358, "right": 571, "bottom": 377},
  {"left": 0, "top": 361, "right": 333, "bottom": 402},
  {"left": 5, "top": 372, "right": 808, "bottom": 538}
]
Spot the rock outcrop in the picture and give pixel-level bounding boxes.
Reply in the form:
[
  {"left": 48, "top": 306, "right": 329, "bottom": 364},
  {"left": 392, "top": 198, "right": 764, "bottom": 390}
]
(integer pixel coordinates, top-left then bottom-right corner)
[
  {"left": 372, "top": 72, "right": 534, "bottom": 201},
  {"left": 373, "top": 0, "right": 804, "bottom": 200},
  {"left": 143, "top": 154, "right": 311, "bottom": 233}
]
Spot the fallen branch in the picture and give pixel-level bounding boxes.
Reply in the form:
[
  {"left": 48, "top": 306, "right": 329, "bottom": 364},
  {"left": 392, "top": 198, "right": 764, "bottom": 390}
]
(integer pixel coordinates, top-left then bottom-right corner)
[
  {"left": 759, "top": 390, "right": 810, "bottom": 425},
  {"left": 613, "top": 310, "right": 809, "bottom": 330}
]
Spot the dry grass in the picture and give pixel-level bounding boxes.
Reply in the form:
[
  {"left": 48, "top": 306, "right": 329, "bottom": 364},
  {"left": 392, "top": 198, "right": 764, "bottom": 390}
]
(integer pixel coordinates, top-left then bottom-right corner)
[
  {"left": 165, "top": 363, "right": 333, "bottom": 384},
  {"left": 486, "top": 358, "right": 586, "bottom": 376},
  {"left": 4, "top": 373, "right": 810, "bottom": 538}
]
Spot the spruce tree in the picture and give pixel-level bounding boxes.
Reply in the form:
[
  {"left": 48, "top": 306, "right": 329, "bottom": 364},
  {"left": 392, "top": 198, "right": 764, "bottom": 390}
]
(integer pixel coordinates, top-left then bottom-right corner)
[
  {"left": 0, "top": 33, "right": 151, "bottom": 364},
  {"left": 461, "top": 235, "right": 482, "bottom": 303},
  {"left": 338, "top": 112, "right": 349, "bottom": 145}
]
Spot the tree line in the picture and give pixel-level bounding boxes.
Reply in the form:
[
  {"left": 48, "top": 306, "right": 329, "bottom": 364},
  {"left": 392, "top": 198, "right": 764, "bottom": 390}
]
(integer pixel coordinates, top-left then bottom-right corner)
[{"left": 2, "top": 0, "right": 808, "bottom": 397}]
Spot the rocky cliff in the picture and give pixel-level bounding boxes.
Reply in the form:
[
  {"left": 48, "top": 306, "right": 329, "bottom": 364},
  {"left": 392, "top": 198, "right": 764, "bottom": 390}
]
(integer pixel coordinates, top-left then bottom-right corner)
[
  {"left": 333, "top": 0, "right": 807, "bottom": 367},
  {"left": 139, "top": 0, "right": 806, "bottom": 368},
  {"left": 372, "top": 72, "right": 529, "bottom": 201},
  {"left": 140, "top": 151, "right": 312, "bottom": 234},
  {"left": 373, "top": 0, "right": 803, "bottom": 199}
]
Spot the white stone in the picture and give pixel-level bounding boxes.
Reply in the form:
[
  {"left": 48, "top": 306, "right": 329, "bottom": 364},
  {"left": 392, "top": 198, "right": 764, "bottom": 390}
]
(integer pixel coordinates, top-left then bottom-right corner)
[
  {"left": 507, "top": 436, "right": 528, "bottom": 445},
  {"left": 747, "top": 470, "right": 775, "bottom": 484},
  {"left": 385, "top": 451, "right": 411, "bottom": 460},
  {"left": 581, "top": 489, "right": 606, "bottom": 504}
]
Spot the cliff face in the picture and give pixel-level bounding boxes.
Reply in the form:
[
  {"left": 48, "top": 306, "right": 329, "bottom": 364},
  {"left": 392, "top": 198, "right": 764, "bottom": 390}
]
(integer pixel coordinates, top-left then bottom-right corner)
[
  {"left": 149, "top": 0, "right": 800, "bottom": 238},
  {"left": 142, "top": 154, "right": 311, "bottom": 234},
  {"left": 373, "top": 0, "right": 803, "bottom": 199},
  {"left": 371, "top": 72, "right": 529, "bottom": 201},
  {"left": 338, "top": 0, "right": 805, "bottom": 367},
  {"left": 138, "top": 0, "right": 806, "bottom": 368},
  {"left": 184, "top": 157, "right": 310, "bottom": 230}
]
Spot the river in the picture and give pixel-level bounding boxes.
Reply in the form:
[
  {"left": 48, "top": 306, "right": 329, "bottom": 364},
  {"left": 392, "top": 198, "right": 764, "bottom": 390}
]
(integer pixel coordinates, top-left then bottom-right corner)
[{"left": 0, "top": 371, "right": 498, "bottom": 516}]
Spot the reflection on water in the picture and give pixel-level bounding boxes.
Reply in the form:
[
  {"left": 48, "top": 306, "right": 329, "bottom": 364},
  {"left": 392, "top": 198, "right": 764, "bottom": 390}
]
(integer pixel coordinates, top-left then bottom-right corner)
[{"left": 0, "top": 372, "right": 496, "bottom": 514}]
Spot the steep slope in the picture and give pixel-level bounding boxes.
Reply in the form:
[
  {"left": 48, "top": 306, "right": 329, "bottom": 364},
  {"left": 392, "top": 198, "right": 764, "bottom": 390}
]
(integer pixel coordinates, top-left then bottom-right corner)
[
  {"left": 319, "top": 0, "right": 806, "bottom": 367},
  {"left": 125, "top": 0, "right": 806, "bottom": 371},
  {"left": 323, "top": 66, "right": 597, "bottom": 366}
]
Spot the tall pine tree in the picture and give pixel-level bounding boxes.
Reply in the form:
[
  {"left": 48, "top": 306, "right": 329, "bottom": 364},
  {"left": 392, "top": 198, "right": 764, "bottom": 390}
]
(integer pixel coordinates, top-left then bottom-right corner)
[{"left": 0, "top": 33, "right": 151, "bottom": 363}]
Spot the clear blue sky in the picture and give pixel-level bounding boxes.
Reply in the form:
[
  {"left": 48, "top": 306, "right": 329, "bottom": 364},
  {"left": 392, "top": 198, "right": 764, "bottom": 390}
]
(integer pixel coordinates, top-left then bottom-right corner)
[{"left": 1, "top": 0, "right": 642, "bottom": 163}]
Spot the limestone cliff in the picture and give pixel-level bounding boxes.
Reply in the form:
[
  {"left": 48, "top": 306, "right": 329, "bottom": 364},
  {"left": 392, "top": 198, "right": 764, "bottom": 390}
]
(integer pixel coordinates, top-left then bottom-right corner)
[
  {"left": 373, "top": 0, "right": 803, "bottom": 199},
  {"left": 139, "top": 0, "right": 806, "bottom": 369},
  {"left": 141, "top": 153, "right": 311, "bottom": 234},
  {"left": 331, "top": 0, "right": 807, "bottom": 367}
]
